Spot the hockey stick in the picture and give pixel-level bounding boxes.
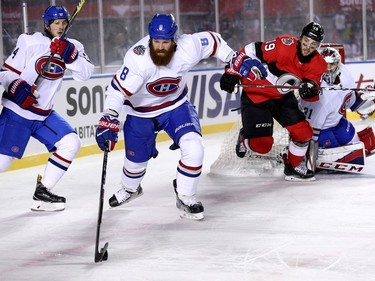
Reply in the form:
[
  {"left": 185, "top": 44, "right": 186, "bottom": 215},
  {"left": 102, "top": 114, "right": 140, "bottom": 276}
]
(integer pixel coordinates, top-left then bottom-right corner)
[
  {"left": 30, "top": 0, "right": 86, "bottom": 93},
  {"left": 246, "top": 153, "right": 283, "bottom": 162},
  {"left": 237, "top": 83, "right": 375, "bottom": 93},
  {"left": 226, "top": 62, "right": 375, "bottom": 94},
  {"left": 94, "top": 142, "right": 109, "bottom": 263}
]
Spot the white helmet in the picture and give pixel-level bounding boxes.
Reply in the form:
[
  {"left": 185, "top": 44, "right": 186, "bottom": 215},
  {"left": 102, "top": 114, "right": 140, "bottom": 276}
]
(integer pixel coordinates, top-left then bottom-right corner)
[{"left": 320, "top": 47, "right": 341, "bottom": 85}]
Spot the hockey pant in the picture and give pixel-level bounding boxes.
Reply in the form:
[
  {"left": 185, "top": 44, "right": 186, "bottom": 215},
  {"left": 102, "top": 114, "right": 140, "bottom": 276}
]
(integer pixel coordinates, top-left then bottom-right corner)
[{"left": 121, "top": 132, "right": 204, "bottom": 196}]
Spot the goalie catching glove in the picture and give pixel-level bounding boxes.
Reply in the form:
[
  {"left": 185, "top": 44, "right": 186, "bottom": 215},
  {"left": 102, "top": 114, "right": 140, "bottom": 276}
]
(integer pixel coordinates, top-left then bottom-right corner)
[
  {"left": 352, "top": 91, "right": 375, "bottom": 119},
  {"left": 96, "top": 111, "right": 120, "bottom": 151}
]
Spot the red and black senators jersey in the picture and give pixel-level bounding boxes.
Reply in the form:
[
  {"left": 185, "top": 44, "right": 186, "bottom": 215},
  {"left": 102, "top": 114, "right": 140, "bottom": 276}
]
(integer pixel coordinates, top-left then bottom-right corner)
[{"left": 241, "top": 35, "right": 327, "bottom": 104}]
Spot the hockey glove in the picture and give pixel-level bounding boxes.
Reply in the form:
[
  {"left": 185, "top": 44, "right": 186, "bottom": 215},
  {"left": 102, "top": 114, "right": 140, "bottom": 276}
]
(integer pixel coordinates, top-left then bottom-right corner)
[
  {"left": 50, "top": 38, "right": 78, "bottom": 64},
  {"left": 7, "top": 78, "right": 38, "bottom": 109},
  {"left": 230, "top": 51, "right": 267, "bottom": 80},
  {"left": 96, "top": 115, "right": 120, "bottom": 151},
  {"left": 299, "top": 79, "right": 320, "bottom": 101},
  {"left": 220, "top": 66, "right": 240, "bottom": 93}
]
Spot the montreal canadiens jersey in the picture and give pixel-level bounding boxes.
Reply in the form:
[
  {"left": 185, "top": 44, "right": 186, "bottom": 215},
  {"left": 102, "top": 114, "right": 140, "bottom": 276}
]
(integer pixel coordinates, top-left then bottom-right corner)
[
  {"left": 299, "top": 63, "right": 357, "bottom": 141},
  {"left": 104, "top": 32, "right": 234, "bottom": 118},
  {"left": 0, "top": 31, "right": 94, "bottom": 121},
  {"left": 242, "top": 35, "right": 327, "bottom": 103}
]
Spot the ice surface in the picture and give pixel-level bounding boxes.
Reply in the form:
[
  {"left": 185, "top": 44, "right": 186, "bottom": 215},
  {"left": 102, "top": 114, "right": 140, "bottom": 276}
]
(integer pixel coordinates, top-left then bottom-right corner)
[{"left": 1, "top": 127, "right": 375, "bottom": 281}]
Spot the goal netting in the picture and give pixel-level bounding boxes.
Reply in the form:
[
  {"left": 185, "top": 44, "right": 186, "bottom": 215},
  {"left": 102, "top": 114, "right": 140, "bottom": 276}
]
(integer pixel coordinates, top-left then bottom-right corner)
[
  {"left": 209, "top": 119, "right": 289, "bottom": 176},
  {"left": 209, "top": 43, "right": 345, "bottom": 177}
]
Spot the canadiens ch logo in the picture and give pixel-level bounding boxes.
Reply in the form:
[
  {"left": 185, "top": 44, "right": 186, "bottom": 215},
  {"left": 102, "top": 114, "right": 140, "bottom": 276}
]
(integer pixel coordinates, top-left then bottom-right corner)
[
  {"left": 339, "top": 93, "right": 352, "bottom": 115},
  {"left": 146, "top": 77, "right": 181, "bottom": 96},
  {"left": 35, "top": 56, "right": 65, "bottom": 80}
]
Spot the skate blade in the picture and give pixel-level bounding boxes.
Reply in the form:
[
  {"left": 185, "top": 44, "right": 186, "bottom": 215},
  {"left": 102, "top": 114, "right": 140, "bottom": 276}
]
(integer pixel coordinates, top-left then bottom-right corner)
[
  {"left": 284, "top": 175, "right": 316, "bottom": 182},
  {"left": 31, "top": 201, "right": 65, "bottom": 212},
  {"left": 179, "top": 210, "right": 204, "bottom": 221},
  {"left": 110, "top": 191, "right": 144, "bottom": 208}
]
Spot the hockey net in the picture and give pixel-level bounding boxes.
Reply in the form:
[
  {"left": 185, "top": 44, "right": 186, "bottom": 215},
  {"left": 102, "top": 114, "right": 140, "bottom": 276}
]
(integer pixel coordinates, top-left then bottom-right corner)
[
  {"left": 209, "top": 43, "right": 345, "bottom": 177},
  {"left": 210, "top": 120, "right": 289, "bottom": 176}
]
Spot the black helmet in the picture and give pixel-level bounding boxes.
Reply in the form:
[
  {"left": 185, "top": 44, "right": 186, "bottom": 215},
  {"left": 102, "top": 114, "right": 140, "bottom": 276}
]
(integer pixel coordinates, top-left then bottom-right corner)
[{"left": 301, "top": 22, "right": 324, "bottom": 42}]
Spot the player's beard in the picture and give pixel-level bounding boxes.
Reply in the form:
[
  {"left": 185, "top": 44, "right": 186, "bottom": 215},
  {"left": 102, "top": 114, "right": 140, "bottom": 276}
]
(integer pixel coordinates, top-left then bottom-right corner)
[{"left": 150, "top": 43, "right": 176, "bottom": 66}]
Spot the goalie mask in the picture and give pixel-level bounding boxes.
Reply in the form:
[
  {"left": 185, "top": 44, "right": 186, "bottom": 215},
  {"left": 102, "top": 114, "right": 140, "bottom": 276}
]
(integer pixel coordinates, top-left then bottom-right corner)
[{"left": 321, "top": 47, "right": 341, "bottom": 85}]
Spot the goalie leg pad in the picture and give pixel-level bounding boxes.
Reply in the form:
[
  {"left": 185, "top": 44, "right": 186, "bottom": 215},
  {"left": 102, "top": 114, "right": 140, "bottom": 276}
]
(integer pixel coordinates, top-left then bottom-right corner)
[
  {"left": 317, "top": 142, "right": 366, "bottom": 173},
  {"left": 357, "top": 126, "right": 375, "bottom": 156},
  {"left": 318, "top": 142, "right": 365, "bottom": 165}
]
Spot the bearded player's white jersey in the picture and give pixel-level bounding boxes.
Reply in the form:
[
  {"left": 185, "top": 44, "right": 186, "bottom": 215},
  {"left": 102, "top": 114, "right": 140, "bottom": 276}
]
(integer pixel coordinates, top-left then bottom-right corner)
[
  {"left": 300, "top": 63, "right": 357, "bottom": 141},
  {"left": 104, "top": 32, "right": 234, "bottom": 118},
  {"left": 0, "top": 31, "right": 94, "bottom": 121}
]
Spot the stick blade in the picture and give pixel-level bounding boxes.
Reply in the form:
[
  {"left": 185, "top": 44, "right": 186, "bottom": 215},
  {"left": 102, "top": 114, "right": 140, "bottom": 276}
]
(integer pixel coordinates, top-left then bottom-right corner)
[{"left": 94, "top": 242, "right": 109, "bottom": 263}]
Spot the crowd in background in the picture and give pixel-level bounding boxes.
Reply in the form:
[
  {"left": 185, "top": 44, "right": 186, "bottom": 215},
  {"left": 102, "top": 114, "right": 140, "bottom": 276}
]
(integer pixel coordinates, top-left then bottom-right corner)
[{"left": 1, "top": 0, "right": 375, "bottom": 74}]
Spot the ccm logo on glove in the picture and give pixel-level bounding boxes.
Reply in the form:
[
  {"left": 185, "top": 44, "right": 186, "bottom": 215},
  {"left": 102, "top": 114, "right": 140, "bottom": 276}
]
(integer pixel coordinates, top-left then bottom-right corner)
[{"left": 96, "top": 115, "right": 120, "bottom": 152}]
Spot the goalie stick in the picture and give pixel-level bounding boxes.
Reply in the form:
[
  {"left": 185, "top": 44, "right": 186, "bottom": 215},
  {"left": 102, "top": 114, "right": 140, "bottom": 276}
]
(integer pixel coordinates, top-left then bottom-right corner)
[
  {"left": 30, "top": 0, "right": 86, "bottom": 93},
  {"left": 227, "top": 67, "right": 375, "bottom": 95},
  {"left": 94, "top": 142, "right": 109, "bottom": 263},
  {"left": 237, "top": 83, "right": 375, "bottom": 94}
]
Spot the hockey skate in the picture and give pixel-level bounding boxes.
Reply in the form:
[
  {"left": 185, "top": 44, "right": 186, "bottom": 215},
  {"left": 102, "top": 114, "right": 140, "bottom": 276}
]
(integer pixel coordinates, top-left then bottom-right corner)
[
  {"left": 283, "top": 154, "right": 315, "bottom": 181},
  {"left": 109, "top": 185, "right": 143, "bottom": 207},
  {"left": 236, "top": 129, "right": 247, "bottom": 158},
  {"left": 173, "top": 180, "right": 204, "bottom": 220},
  {"left": 31, "top": 175, "right": 66, "bottom": 212}
]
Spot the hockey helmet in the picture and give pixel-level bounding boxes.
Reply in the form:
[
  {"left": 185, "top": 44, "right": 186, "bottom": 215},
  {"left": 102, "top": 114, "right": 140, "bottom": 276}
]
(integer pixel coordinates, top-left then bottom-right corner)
[
  {"left": 148, "top": 14, "right": 178, "bottom": 40},
  {"left": 301, "top": 22, "right": 324, "bottom": 43},
  {"left": 43, "top": 6, "right": 70, "bottom": 25},
  {"left": 321, "top": 47, "right": 341, "bottom": 85}
]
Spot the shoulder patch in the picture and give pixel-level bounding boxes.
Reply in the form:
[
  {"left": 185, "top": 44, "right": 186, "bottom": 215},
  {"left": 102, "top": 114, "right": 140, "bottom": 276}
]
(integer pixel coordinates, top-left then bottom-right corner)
[
  {"left": 133, "top": 45, "right": 146, "bottom": 55},
  {"left": 281, "top": 38, "right": 294, "bottom": 46}
]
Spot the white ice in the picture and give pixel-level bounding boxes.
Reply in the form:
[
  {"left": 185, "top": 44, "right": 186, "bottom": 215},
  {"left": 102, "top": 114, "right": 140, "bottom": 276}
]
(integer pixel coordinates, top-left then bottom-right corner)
[{"left": 1, "top": 126, "right": 375, "bottom": 281}]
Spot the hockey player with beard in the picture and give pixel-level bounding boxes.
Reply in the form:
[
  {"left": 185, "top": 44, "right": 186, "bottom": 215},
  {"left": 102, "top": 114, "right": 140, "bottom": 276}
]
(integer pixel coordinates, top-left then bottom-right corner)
[
  {"left": 300, "top": 47, "right": 375, "bottom": 170},
  {"left": 95, "top": 14, "right": 267, "bottom": 220},
  {"left": 220, "top": 22, "right": 327, "bottom": 181},
  {"left": 0, "top": 6, "right": 94, "bottom": 211}
]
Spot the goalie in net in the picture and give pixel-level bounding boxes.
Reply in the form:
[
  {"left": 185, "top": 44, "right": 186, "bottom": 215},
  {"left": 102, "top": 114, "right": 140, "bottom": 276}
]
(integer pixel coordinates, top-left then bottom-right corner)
[{"left": 300, "top": 47, "right": 375, "bottom": 174}]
